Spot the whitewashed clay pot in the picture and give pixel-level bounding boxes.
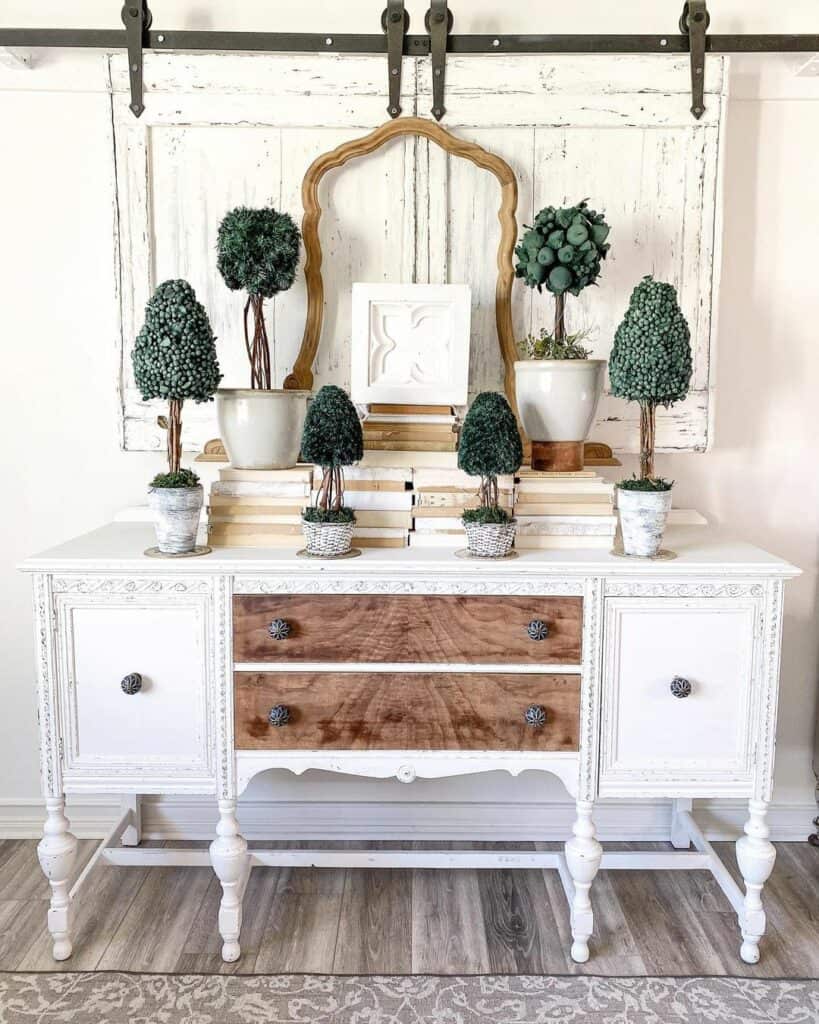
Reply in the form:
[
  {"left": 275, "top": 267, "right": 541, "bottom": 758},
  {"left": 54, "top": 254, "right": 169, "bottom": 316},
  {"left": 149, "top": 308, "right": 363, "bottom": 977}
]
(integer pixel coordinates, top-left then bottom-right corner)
[
  {"left": 148, "top": 485, "right": 203, "bottom": 555},
  {"left": 513, "top": 359, "right": 607, "bottom": 443},
  {"left": 618, "top": 487, "right": 673, "bottom": 557},
  {"left": 301, "top": 518, "right": 355, "bottom": 557},
  {"left": 217, "top": 389, "right": 310, "bottom": 470},
  {"left": 462, "top": 519, "right": 517, "bottom": 558}
]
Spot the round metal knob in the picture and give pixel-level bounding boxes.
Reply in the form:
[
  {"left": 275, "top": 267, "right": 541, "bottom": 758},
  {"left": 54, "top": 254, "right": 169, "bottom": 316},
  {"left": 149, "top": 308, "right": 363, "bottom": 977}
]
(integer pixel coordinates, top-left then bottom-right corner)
[
  {"left": 670, "top": 676, "right": 692, "bottom": 699},
  {"left": 527, "top": 619, "right": 549, "bottom": 641},
  {"left": 268, "top": 704, "right": 291, "bottom": 727},
  {"left": 267, "top": 618, "right": 291, "bottom": 641},
  {"left": 120, "top": 672, "right": 142, "bottom": 695},
  {"left": 525, "top": 704, "right": 547, "bottom": 728}
]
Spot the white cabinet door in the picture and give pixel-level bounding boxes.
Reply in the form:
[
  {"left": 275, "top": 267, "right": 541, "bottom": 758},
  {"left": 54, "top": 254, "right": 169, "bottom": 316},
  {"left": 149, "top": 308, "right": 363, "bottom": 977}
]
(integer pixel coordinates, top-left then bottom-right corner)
[
  {"left": 599, "top": 597, "right": 760, "bottom": 797},
  {"left": 56, "top": 592, "right": 215, "bottom": 792}
]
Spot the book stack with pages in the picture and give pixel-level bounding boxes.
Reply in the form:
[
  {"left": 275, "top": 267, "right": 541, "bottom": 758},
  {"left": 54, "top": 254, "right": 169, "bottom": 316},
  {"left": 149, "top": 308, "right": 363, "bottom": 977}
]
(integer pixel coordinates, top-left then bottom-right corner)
[
  {"left": 513, "top": 469, "right": 617, "bottom": 550},
  {"left": 410, "top": 468, "right": 515, "bottom": 548},
  {"left": 207, "top": 466, "right": 313, "bottom": 548},
  {"left": 311, "top": 464, "right": 413, "bottom": 548},
  {"left": 362, "top": 403, "right": 459, "bottom": 453}
]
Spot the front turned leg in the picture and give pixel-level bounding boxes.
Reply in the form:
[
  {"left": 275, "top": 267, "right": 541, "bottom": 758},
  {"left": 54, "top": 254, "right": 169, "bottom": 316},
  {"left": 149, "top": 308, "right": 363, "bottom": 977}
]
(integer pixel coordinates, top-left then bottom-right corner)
[
  {"left": 736, "top": 799, "right": 776, "bottom": 964},
  {"left": 564, "top": 799, "right": 603, "bottom": 963},
  {"left": 37, "top": 797, "right": 78, "bottom": 961},
  {"left": 209, "top": 799, "right": 250, "bottom": 963}
]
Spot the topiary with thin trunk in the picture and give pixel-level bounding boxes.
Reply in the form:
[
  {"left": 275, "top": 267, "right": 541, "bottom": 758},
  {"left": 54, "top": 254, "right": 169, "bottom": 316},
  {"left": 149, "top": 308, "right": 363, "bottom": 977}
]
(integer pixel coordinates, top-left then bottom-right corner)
[
  {"left": 132, "top": 279, "right": 221, "bottom": 481},
  {"left": 458, "top": 392, "right": 523, "bottom": 524},
  {"left": 609, "top": 275, "right": 692, "bottom": 480},
  {"left": 300, "top": 385, "right": 363, "bottom": 523},
  {"left": 216, "top": 206, "right": 301, "bottom": 390}
]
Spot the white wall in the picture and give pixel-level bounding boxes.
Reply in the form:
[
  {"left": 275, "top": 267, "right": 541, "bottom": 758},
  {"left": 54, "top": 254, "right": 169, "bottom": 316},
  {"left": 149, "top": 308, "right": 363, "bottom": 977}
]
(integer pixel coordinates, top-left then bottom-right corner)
[{"left": 1, "top": 1, "right": 817, "bottom": 836}]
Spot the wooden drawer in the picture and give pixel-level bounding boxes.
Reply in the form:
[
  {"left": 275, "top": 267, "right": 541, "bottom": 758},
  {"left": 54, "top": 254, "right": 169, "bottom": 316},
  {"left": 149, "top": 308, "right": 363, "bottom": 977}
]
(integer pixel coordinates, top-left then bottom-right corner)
[
  {"left": 233, "top": 595, "right": 583, "bottom": 664},
  {"left": 235, "top": 672, "right": 580, "bottom": 751}
]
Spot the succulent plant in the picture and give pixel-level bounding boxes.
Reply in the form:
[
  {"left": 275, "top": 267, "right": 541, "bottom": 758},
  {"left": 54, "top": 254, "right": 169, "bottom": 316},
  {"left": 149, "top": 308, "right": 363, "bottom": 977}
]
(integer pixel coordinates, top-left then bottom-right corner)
[
  {"left": 609, "top": 275, "right": 692, "bottom": 479},
  {"left": 458, "top": 392, "right": 523, "bottom": 518},
  {"left": 301, "top": 385, "right": 363, "bottom": 517}
]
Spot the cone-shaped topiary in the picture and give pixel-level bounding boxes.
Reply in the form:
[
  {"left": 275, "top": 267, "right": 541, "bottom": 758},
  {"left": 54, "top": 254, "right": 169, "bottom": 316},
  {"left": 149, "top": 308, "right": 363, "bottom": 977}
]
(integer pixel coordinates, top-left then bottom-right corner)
[
  {"left": 458, "top": 392, "right": 523, "bottom": 523},
  {"left": 216, "top": 206, "right": 301, "bottom": 390},
  {"left": 132, "top": 279, "right": 221, "bottom": 481},
  {"left": 609, "top": 275, "right": 692, "bottom": 480},
  {"left": 515, "top": 199, "right": 611, "bottom": 348},
  {"left": 300, "top": 385, "right": 363, "bottom": 523}
]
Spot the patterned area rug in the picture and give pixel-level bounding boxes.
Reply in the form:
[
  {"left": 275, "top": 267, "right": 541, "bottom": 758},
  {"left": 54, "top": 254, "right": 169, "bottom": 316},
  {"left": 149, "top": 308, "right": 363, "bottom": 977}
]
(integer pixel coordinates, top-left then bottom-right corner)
[{"left": 1, "top": 973, "right": 817, "bottom": 1023}]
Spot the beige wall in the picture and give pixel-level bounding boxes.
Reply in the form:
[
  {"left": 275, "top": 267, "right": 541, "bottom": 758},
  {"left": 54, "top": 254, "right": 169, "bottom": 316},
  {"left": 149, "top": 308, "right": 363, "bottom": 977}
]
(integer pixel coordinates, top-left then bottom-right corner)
[{"left": 1, "top": 2, "right": 817, "bottom": 830}]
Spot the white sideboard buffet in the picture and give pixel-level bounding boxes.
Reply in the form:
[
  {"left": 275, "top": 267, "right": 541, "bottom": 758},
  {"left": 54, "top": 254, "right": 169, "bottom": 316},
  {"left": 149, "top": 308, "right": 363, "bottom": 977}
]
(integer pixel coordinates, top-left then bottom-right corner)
[{"left": 22, "top": 523, "right": 799, "bottom": 966}]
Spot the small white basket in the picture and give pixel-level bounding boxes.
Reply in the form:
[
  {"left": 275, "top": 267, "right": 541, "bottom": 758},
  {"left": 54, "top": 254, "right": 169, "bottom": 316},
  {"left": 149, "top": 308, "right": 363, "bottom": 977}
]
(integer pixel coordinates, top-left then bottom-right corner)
[
  {"left": 462, "top": 519, "right": 517, "bottom": 558},
  {"left": 301, "top": 518, "right": 355, "bottom": 557}
]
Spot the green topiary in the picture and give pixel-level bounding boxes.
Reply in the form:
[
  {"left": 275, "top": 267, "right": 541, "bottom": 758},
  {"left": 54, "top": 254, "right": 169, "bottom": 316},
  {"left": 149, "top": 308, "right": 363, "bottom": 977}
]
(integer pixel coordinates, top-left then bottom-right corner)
[
  {"left": 132, "top": 279, "right": 221, "bottom": 478},
  {"left": 458, "top": 392, "right": 523, "bottom": 517},
  {"left": 618, "top": 475, "right": 673, "bottom": 493},
  {"left": 216, "top": 206, "right": 301, "bottom": 390},
  {"left": 515, "top": 199, "right": 611, "bottom": 350},
  {"left": 300, "top": 385, "right": 363, "bottom": 516},
  {"left": 609, "top": 275, "right": 692, "bottom": 480},
  {"left": 150, "top": 468, "right": 201, "bottom": 489}
]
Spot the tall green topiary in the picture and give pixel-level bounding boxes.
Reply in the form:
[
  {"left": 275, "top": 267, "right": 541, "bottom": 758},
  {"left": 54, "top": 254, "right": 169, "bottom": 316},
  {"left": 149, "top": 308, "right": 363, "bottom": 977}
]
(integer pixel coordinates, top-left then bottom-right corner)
[
  {"left": 216, "top": 206, "right": 301, "bottom": 390},
  {"left": 132, "top": 279, "right": 221, "bottom": 480},
  {"left": 609, "top": 275, "right": 692, "bottom": 480},
  {"left": 458, "top": 392, "right": 523, "bottom": 523},
  {"left": 515, "top": 199, "right": 611, "bottom": 349},
  {"left": 300, "top": 385, "right": 363, "bottom": 522}
]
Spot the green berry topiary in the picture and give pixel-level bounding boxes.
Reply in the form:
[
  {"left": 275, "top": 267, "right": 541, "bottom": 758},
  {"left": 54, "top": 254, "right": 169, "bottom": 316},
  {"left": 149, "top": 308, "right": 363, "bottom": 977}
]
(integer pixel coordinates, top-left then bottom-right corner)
[
  {"left": 216, "top": 206, "right": 301, "bottom": 390},
  {"left": 458, "top": 392, "right": 523, "bottom": 520},
  {"left": 515, "top": 199, "right": 611, "bottom": 351},
  {"left": 609, "top": 275, "right": 692, "bottom": 480},
  {"left": 132, "top": 279, "right": 221, "bottom": 479},
  {"left": 301, "top": 385, "right": 363, "bottom": 518}
]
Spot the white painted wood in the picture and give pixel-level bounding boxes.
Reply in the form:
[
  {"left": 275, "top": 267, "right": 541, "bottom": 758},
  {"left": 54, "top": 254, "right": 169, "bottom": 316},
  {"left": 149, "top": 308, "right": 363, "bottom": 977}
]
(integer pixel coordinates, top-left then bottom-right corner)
[
  {"left": 736, "top": 799, "right": 776, "bottom": 964},
  {"left": 670, "top": 797, "right": 693, "bottom": 849},
  {"left": 69, "top": 808, "right": 131, "bottom": 901},
  {"left": 677, "top": 809, "right": 745, "bottom": 917},
  {"left": 209, "top": 798, "right": 250, "bottom": 963},
  {"left": 36, "top": 797, "right": 77, "bottom": 961},
  {"left": 120, "top": 795, "right": 141, "bottom": 847},
  {"left": 564, "top": 799, "right": 602, "bottom": 963}
]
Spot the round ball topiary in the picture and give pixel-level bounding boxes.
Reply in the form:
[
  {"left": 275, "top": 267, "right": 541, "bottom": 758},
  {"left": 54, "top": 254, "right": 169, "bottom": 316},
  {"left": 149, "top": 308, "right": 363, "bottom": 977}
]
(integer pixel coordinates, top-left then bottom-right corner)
[
  {"left": 515, "top": 200, "right": 610, "bottom": 298},
  {"left": 216, "top": 207, "right": 301, "bottom": 299}
]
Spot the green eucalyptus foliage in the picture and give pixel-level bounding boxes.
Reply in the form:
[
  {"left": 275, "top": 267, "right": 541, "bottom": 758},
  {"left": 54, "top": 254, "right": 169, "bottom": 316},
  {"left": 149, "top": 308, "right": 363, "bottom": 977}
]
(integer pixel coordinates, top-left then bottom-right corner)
[
  {"left": 216, "top": 206, "right": 301, "bottom": 298},
  {"left": 132, "top": 280, "right": 221, "bottom": 402},
  {"left": 150, "top": 468, "right": 201, "bottom": 489},
  {"left": 618, "top": 475, "right": 673, "bottom": 492},
  {"left": 609, "top": 276, "right": 692, "bottom": 405},
  {"left": 462, "top": 505, "right": 513, "bottom": 525},
  {"left": 517, "top": 328, "right": 591, "bottom": 361},
  {"left": 302, "top": 507, "right": 356, "bottom": 524},
  {"left": 515, "top": 200, "right": 611, "bottom": 297},
  {"left": 301, "top": 385, "right": 363, "bottom": 469}
]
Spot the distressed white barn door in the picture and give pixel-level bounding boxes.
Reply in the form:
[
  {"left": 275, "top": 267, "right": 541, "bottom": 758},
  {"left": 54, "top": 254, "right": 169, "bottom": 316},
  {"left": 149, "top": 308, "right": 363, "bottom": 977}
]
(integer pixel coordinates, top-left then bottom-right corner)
[{"left": 111, "top": 52, "right": 725, "bottom": 454}]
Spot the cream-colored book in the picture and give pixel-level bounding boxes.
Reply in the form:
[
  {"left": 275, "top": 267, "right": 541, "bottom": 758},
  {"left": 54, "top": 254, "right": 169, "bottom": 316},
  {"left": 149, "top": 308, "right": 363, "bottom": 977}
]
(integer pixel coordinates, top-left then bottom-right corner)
[
  {"left": 514, "top": 502, "right": 614, "bottom": 517},
  {"left": 211, "top": 481, "right": 311, "bottom": 498},
  {"left": 208, "top": 513, "right": 301, "bottom": 526},
  {"left": 360, "top": 450, "right": 459, "bottom": 469},
  {"left": 208, "top": 522, "right": 302, "bottom": 536},
  {"left": 514, "top": 491, "right": 613, "bottom": 505},
  {"left": 218, "top": 466, "right": 313, "bottom": 483},
  {"left": 209, "top": 496, "right": 304, "bottom": 513},
  {"left": 517, "top": 469, "right": 597, "bottom": 479},
  {"left": 370, "top": 403, "right": 452, "bottom": 416},
  {"left": 363, "top": 422, "right": 456, "bottom": 437},
  {"left": 413, "top": 469, "right": 515, "bottom": 489},
  {"left": 207, "top": 530, "right": 301, "bottom": 549},
  {"left": 416, "top": 490, "right": 512, "bottom": 508},
  {"left": 364, "top": 439, "right": 458, "bottom": 452},
  {"left": 352, "top": 509, "right": 413, "bottom": 528},
  {"left": 343, "top": 479, "right": 409, "bottom": 493},
  {"left": 355, "top": 537, "right": 407, "bottom": 548}
]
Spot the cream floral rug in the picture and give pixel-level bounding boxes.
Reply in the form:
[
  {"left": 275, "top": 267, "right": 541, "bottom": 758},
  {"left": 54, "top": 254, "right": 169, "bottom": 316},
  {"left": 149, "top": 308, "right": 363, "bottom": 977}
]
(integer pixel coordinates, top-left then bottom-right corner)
[{"left": 0, "top": 973, "right": 816, "bottom": 1023}]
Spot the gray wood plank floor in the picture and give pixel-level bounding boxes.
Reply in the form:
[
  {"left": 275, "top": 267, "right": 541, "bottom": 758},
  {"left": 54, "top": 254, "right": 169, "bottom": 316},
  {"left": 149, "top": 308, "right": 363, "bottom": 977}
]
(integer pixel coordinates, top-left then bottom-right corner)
[{"left": 1, "top": 839, "right": 817, "bottom": 976}]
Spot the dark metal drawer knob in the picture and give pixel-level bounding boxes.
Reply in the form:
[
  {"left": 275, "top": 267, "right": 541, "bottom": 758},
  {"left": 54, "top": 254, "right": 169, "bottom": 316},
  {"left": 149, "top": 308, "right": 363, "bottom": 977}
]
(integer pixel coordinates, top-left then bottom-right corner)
[
  {"left": 527, "top": 619, "right": 549, "bottom": 641},
  {"left": 670, "top": 676, "right": 692, "bottom": 699},
  {"left": 120, "top": 672, "right": 142, "bottom": 695},
  {"left": 268, "top": 704, "right": 291, "bottom": 727},
  {"left": 524, "top": 704, "right": 547, "bottom": 728},
  {"left": 267, "top": 618, "right": 291, "bottom": 641}
]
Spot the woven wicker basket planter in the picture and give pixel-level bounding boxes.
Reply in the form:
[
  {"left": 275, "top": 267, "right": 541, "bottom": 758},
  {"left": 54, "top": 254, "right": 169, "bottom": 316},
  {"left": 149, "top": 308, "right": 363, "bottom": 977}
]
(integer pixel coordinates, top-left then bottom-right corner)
[
  {"left": 462, "top": 519, "right": 517, "bottom": 558},
  {"left": 301, "top": 518, "right": 356, "bottom": 557}
]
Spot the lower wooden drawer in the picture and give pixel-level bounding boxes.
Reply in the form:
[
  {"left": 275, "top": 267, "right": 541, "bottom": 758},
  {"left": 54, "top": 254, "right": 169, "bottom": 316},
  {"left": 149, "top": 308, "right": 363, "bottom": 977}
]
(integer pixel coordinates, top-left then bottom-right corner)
[{"left": 234, "top": 672, "right": 580, "bottom": 752}]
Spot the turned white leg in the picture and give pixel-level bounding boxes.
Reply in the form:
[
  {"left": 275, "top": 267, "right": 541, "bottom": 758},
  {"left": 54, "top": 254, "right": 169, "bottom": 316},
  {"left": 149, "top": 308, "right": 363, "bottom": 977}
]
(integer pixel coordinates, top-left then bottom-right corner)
[
  {"left": 36, "top": 797, "right": 78, "bottom": 961},
  {"left": 564, "top": 799, "right": 603, "bottom": 963},
  {"left": 736, "top": 799, "right": 776, "bottom": 964},
  {"left": 121, "top": 795, "right": 142, "bottom": 847},
  {"left": 209, "top": 799, "right": 250, "bottom": 963}
]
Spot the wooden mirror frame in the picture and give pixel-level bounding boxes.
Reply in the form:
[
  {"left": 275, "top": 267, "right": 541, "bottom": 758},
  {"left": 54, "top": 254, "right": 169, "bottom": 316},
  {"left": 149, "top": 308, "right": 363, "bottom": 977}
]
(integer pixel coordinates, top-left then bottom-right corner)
[{"left": 283, "top": 116, "right": 520, "bottom": 416}]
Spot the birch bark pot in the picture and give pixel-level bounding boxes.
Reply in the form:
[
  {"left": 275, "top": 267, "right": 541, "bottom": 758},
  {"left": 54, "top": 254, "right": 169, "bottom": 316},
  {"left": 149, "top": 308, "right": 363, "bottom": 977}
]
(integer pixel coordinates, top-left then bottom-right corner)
[
  {"left": 618, "top": 487, "right": 673, "bottom": 557},
  {"left": 217, "top": 389, "right": 309, "bottom": 470},
  {"left": 148, "top": 484, "right": 204, "bottom": 555}
]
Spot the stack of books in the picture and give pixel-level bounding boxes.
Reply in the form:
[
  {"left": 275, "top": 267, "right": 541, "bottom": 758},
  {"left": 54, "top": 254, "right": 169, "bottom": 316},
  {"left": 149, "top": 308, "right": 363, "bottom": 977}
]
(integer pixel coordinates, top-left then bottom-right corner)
[
  {"left": 513, "top": 469, "right": 617, "bottom": 550},
  {"left": 311, "top": 465, "right": 414, "bottom": 548},
  {"left": 410, "top": 468, "right": 515, "bottom": 548},
  {"left": 207, "top": 466, "right": 313, "bottom": 548},
  {"left": 362, "top": 403, "right": 459, "bottom": 453}
]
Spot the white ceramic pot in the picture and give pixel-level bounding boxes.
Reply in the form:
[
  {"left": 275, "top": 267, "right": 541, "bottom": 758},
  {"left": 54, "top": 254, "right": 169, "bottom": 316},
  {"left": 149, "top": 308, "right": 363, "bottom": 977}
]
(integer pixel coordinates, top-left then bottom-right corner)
[
  {"left": 618, "top": 487, "right": 673, "bottom": 557},
  {"left": 217, "top": 388, "right": 310, "bottom": 470},
  {"left": 514, "top": 359, "right": 606, "bottom": 442},
  {"left": 148, "top": 485, "right": 203, "bottom": 555}
]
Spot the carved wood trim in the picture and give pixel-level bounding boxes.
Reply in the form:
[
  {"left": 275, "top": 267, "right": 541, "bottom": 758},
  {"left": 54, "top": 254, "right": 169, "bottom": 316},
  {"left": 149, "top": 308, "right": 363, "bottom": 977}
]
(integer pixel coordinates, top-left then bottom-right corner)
[{"left": 284, "top": 117, "right": 520, "bottom": 416}]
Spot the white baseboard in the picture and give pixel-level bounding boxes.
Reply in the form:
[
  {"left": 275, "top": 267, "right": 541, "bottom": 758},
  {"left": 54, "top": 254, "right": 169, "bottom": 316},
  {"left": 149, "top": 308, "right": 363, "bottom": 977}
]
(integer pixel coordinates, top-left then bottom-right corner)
[{"left": 0, "top": 796, "right": 815, "bottom": 843}]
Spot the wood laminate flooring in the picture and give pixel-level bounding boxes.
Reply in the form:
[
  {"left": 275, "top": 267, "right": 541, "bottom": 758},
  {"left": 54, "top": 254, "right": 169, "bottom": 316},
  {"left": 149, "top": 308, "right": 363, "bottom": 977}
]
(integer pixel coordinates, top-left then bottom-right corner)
[{"left": 1, "top": 839, "right": 817, "bottom": 976}]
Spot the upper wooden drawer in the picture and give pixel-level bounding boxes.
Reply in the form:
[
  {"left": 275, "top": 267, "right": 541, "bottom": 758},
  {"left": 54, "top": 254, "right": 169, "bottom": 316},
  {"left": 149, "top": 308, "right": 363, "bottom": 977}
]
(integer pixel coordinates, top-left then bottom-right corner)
[{"left": 233, "top": 595, "right": 583, "bottom": 664}]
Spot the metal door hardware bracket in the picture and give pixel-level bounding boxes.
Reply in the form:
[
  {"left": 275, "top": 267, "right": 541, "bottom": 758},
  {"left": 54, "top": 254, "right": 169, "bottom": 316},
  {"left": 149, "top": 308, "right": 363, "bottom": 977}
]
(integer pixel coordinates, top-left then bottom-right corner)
[
  {"left": 680, "top": 0, "right": 709, "bottom": 120},
  {"left": 121, "top": 0, "right": 152, "bottom": 117},
  {"left": 425, "top": 1, "right": 453, "bottom": 120},
  {"left": 381, "top": 2, "right": 409, "bottom": 117}
]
